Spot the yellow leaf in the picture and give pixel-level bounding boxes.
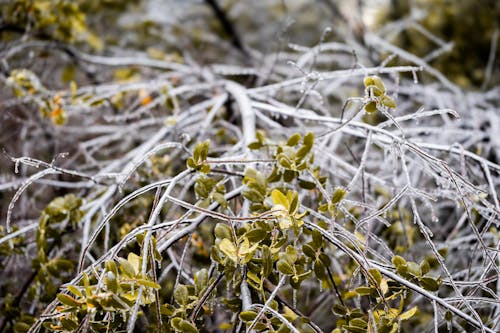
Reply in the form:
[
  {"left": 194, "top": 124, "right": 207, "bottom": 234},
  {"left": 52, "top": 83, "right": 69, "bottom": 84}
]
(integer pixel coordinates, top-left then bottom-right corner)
[
  {"left": 274, "top": 210, "right": 292, "bottom": 230},
  {"left": 283, "top": 306, "right": 298, "bottom": 321},
  {"left": 388, "top": 308, "right": 399, "bottom": 319},
  {"left": 380, "top": 278, "right": 389, "bottom": 295},
  {"left": 127, "top": 253, "right": 141, "bottom": 275},
  {"left": 399, "top": 306, "right": 418, "bottom": 321},
  {"left": 219, "top": 239, "right": 238, "bottom": 263},
  {"left": 354, "top": 231, "right": 365, "bottom": 242},
  {"left": 271, "top": 189, "right": 289, "bottom": 208},
  {"left": 147, "top": 47, "right": 166, "bottom": 60},
  {"left": 239, "top": 238, "right": 258, "bottom": 255}
]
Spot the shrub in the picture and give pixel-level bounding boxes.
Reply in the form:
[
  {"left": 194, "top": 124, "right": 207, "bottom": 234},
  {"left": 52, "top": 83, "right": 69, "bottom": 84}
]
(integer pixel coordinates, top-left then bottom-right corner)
[{"left": 1, "top": 1, "right": 499, "bottom": 332}]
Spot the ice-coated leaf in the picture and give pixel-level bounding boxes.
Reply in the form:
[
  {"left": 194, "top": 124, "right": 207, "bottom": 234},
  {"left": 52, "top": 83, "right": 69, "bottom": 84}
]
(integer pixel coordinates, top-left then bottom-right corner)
[
  {"left": 399, "top": 306, "right": 418, "bottom": 320},
  {"left": 219, "top": 238, "right": 238, "bottom": 263},
  {"left": 271, "top": 189, "right": 289, "bottom": 208}
]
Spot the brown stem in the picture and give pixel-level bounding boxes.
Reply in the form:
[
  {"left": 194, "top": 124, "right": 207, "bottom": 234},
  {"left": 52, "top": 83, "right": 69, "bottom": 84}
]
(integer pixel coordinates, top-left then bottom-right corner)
[
  {"left": 203, "top": 0, "right": 249, "bottom": 58},
  {"left": 189, "top": 273, "right": 224, "bottom": 322}
]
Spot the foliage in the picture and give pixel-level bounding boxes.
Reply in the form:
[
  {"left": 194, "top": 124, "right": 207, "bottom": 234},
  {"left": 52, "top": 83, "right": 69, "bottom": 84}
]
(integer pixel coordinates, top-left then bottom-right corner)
[
  {"left": 373, "top": 0, "right": 500, "bottom": 88},
  {"left": 0, "top": 1, "right": 499, "bottom": 333}
]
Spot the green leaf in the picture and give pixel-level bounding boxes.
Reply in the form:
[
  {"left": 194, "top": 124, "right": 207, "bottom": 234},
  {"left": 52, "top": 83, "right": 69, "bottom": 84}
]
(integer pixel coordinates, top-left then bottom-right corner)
[
  {"left": 311, "top": 230, "right": 323, "bottom": 249},
  {"left": 313, "top": 260, "right": 326, "bottom": 279},
  {"left": 105, "top": 271, "right": 118, "bottom": 293},
  {"left": 364, "top": 76, "right": 385, "bottom": 95},
  {"left": 380, "top": 95, "right": 396, "bottom": 109},
  {"left": 332, "top": 304, "right": 347, "bottom": 316},
  {"left": 136, "top": 278, "right": 161, "bottom": 290},
  {"left": 283, "top": 169, "right": 296, "bottom": 182},
  {"left": 194, "top": 178, "right": 210, "bottom": 198},
  {"left": 199, "top": 163, "right": 211, "bottom": 174},
  {"left": 277, "top": 323, "right": 291, "bottom": 333},
  {"left": 54, "top": 258, "right": 74, "bottom": 271},
  {"left": 420, "top": 260, "right": 430, "bottom": 275},
  {"left": 391, "top": 255, "right": 407, "bottom": 268},
  {"left": 187, "top": 157, "right": 196, "bottom": 169},
  {"left": 396, "top": 264, "right": 409, "bottom": 277},
  {"left": 57, "top": 293, "right": 81, "bottom": 307},
  {"left": 118, "top": 257, "right": 137, "bottom": 277},
  {"left": 296, "top": 270, "right": 312, "bottom": 283},
  {"left": 355, "top": 286, "right": 373, "bottom": 296},
  {"left": 295, "top": 146, "right": 310, "bottom": 162},
  {"left": 420, "top": 276, "right": 440, "bottom": 291},
  {"left": 245, "top": 229, "right": 268, "bottom": 243},
  {"left": 271, "top": 237, "right": 287, "bottom": 253},
  {"left": 302, "top": 244, "right": 316, "bottom": 258},
  {"left": 46, "top": 261, "right": 61, "bottom": 277},
  {"left": 345, "top": 326, "right": 366, "bottom": 333},
  {"left": 278, "top": 153, "right": 293, "bottom": 169},
  {"left": 407, "top": 262, "right": 422, "bottom": 277},
  {"left": 363, "top": 76, "right": 376, "bottom": 88},
  {"left": 287, "top": 133, "right": 301, "bottom": 146},
  {"left": 268, "top": 166, "right": 282, "bottom": 182},
  {"left": 369, "top": 268, "right": 383, "bottom": 286},
  {"left": 287, "top": 191, "right": 299, "bottom": 214},
  {"left": 364, "top": 101, "right": 377, "bottom": 113},
  {"left": 277, "top": 260, "right": 294, "bottom": 275},
  {"left": 242, "top": 188, "right": 264, "bottom": 203},
  {"left": 239, "top": 310, "right": 258, "bottom": 322},
  {"left": 174, "top": 285, "right": 189, "bottom": 305},
  {"left": 350, "top": 318, "right": 367, "bottom": 328},
  {"left": 82, "top": 272, "right": 91, "bottom": 294},
  {"left": 331, "top": 187, "right": 346, "bottom": 204},
  {"left": 247, "top": 270, "right": 261, "bottom": 286},
  {"left": 67, "top": 285, "right": 82, "bottom": 298},
  {"left": 14, "top": 322, "right": 32, "bottom": 332},
  {"left": 214, "top": 223, "right": 232, "bottom": 240},
  {"left": 105, "top": 260, "right": 118, "bottom": 275},
  {"left": 193, "top": 140, "right": 210, "bottom": 162},
  {"left": 303, "top": 132, "right": 314, "bottom": 148},
  {"left": 180, "top": 320, "right": 198, "bottom": 333},
  {"left": 299, "top": 180, "right": 316, "bottom": 190},
  {"left": 60, "top": 318, "right": 78, "bottom": 330},
  {"left": 262, "top": 245, "right": 273, "bottom": 278},
  {"left": 212, "top": 192, "right": 227, "bottom": 208},
  {"left": 318, "top": 253, "right": 331, "bottom": 266},
  {"left": 194, "top": 269, "right": 209, "bottom": 294},
  {"left": 285, "top": 246, "right": 297, "bottom": 263},
  {"left": 171, "top": 317, "right": 198, "bottom": 333},
  {"left": 438, "top": 247, "right": 448, "bottom": 257},
  {"left": 160, "top": 304, "right": 175, "bottom": 316},
  {"left": 248, "top": 141, "right": 262, "bottom": 150}
]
